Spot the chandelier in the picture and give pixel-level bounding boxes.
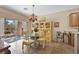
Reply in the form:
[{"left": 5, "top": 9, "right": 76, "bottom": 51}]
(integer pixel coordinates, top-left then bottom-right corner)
[{"left": 28, "top": 5, "right": 37, "bottom": 22}]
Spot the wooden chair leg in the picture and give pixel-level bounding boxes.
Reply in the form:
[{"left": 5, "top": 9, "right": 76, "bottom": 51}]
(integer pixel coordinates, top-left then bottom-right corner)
[
  {"left": 27, "top": 45, "right": 30, "bottom": 53},
  {"left": 22, "top": 42, "right": 25, "bottom": 53},
  {"left": 42, "top": 42, "right": 45, "bottom": 48},
  {"left": 22, "top": 42, "right": 24, "bottom": 49}
]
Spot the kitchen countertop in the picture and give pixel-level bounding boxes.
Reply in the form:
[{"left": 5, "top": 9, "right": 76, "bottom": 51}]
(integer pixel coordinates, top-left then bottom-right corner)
[{"left": 0, "top": 41, "right": 10, "bottom": 52}]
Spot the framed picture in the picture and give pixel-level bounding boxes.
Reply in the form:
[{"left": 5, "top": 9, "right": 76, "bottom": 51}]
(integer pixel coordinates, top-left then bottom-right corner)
[
  {"left": 54, "top": 22, "right": 59, "bottom": 27},
  {"left": 40, "top": 23, "right": 44, "bottom": 28},
  {"left": 45, "top": 22, "right": 50, "bottom": 28},
  {"left": 35, "top": 23, "right": 39, "bottom": 28}
]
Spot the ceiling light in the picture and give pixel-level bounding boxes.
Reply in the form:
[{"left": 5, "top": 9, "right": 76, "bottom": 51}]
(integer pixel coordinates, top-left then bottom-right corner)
[
  {"left": 24, "top": 8, "right": 28, "bottom": 10},
  {"left": 28, "top": 5, "right": 37, "bottom": 22}
]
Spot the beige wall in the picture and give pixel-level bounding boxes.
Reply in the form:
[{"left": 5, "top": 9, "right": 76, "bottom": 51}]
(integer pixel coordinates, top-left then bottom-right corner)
[
  {"left": 0, "top": 7, "right": 27, "bottom": 20},
  {"left": 44, "top": 8, "right": 79, "bottom": 41},
  {"left": 41, "top": 8, "right": 79, "bottom": 53},
  {"left": 0, "top": 7, "right": 27, "bottom": 36}
]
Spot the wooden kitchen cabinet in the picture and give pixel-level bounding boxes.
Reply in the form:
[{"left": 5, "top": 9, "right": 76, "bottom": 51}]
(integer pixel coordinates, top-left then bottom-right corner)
[{"left": 69, "top": 12, "right": 79, "bottom": 27}]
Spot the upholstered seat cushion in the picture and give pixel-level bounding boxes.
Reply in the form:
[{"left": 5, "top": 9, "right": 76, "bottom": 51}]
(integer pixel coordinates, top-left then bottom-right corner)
[{"left": 22, "top": 39, "right": 34, "bottom": 45}]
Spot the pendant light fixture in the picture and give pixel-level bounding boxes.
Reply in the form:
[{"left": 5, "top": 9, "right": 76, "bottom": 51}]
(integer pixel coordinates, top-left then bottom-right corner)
[{"left": 28, "top": 5, "right": 37, "bottom": 22}]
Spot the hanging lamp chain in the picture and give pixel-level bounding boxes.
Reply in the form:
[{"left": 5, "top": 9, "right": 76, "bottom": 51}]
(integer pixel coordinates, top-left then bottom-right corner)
[{"left": 32, "top": 5, "right": 35, "bottom": 16}]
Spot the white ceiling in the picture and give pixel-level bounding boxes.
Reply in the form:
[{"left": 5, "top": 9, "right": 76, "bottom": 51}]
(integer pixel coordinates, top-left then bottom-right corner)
[{"left": 2, "top": 5, "right": 79, "bottom": 16}]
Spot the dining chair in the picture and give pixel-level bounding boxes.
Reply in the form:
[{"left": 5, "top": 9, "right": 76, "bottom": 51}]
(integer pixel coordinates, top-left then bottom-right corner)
[{"left": 22, "top": 36, "right": 34, "bottom": 53}]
